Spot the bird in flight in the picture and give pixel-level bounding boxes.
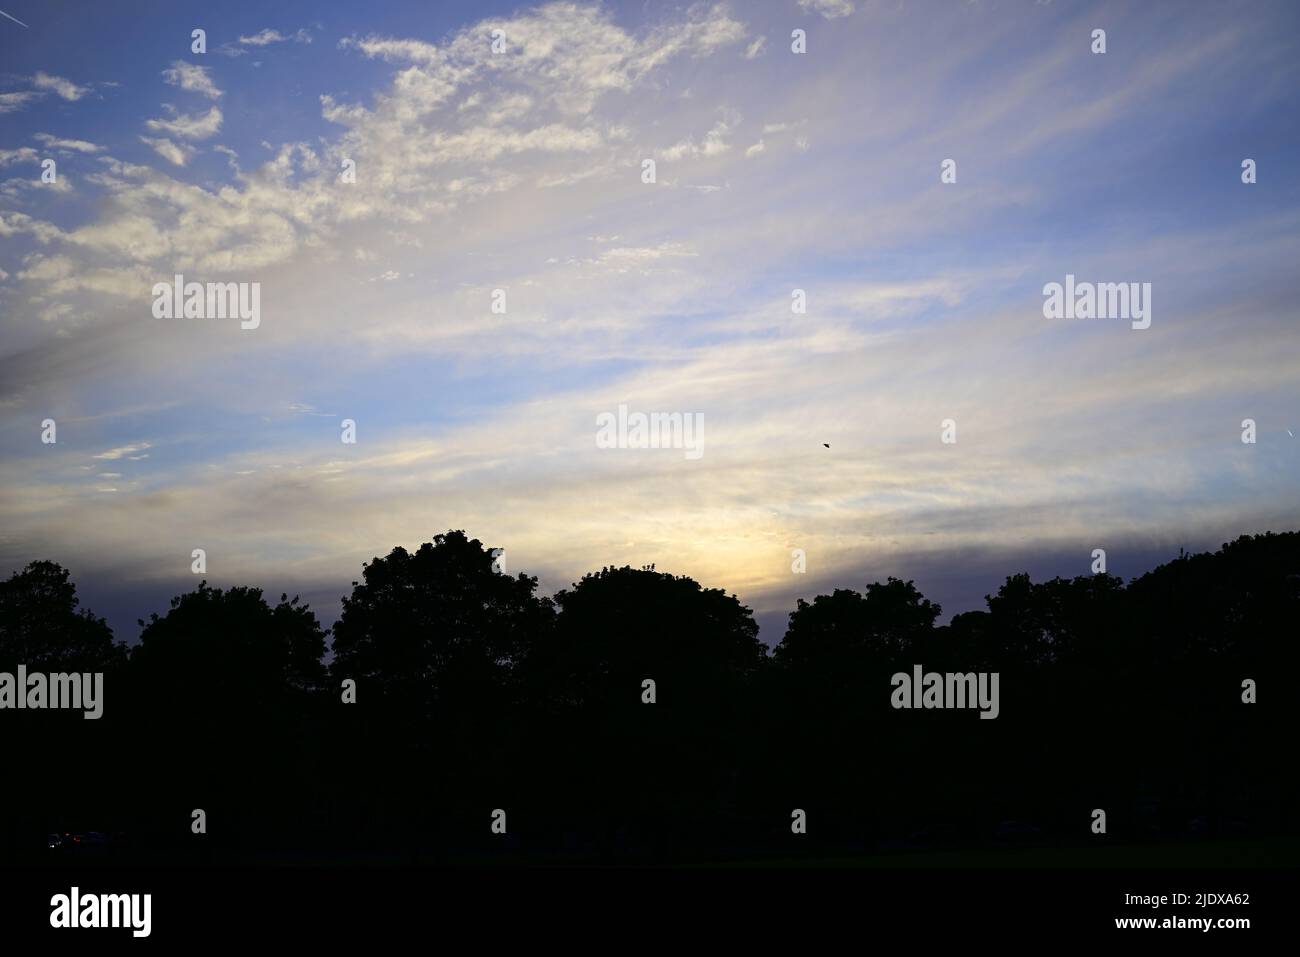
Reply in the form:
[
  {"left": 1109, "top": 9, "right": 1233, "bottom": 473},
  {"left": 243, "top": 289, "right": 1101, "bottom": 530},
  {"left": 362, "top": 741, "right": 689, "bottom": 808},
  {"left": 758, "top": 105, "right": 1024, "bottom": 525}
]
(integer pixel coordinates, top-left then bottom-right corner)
[
  {"left": 823, "top": 443, "right": 830, "bottom": 448},
  {"left": 0, "top": 8, "right": 28, "bottom": 28}
]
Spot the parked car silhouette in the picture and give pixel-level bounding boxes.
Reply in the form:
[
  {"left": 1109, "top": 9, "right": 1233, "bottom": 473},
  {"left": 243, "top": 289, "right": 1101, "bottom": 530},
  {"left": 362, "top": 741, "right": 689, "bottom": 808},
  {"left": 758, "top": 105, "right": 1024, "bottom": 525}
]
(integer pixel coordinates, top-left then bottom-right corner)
[{"left": 48, "top": 829, "right": 120, "bottom": 857}]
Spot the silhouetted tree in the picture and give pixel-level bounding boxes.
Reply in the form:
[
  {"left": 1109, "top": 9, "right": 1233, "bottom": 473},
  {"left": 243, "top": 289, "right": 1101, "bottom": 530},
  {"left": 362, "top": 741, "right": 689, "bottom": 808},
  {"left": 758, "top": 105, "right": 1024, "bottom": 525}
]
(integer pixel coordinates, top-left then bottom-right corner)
[
  {"left": 522, "top": 565, "right": 767, "bottom": 859},
  {"left": 330, "top": 531, "right": 549, "bottom": 714},
  {"left": 125, "top": 583, "right": 329, "bottom": 853},
  {"left": 982, "top": 572, "right": 1126, "bottom": 669},
  {"left": 1120, "top": 533, "right": 1300, "bottom": 838},
  {"left": 0, "top": 560, "right": 125, "bottom": 672},
  {"left": 536, "top": 565, "right": 765, "bottom": 706},
  {"left": 773, "top": 577, "right": 940, "bottom": 675},
  {"left": 0, "top": 561, "right": 125, "bottom": 854},
  {"left": 767, "top": 578, "right": 942, "bottom": 844},
  {"left": 131, "top": 583, "right": 328, "bottom": 702},
  {"left": 327, "top": 531, "right": 552, "bottom": 854}
]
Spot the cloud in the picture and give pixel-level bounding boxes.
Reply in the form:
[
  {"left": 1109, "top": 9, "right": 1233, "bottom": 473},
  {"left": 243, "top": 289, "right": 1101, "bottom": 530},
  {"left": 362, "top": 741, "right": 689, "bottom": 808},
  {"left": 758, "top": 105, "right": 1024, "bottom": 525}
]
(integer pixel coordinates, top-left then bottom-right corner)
[
  {"left": 0, "top": 210, "right": 63, "bottom": 242},
  {"left": 161, "top": 61, "right": 222, "bottom": 99},
  {"left": 240, "top": 28, "right": 312, "bottom": 46},
  {"left": 656, "top": 112, "right": 738, "bottom": 160},
  {"left": 34, "top": 133, "right": 103, "bottom": 153},
  {"left": 0, "top": 147, "right": 39, "bottom": 167},
  {"left": 339, "top": 36, "right": 443, "bottom": 66},
  {"left": 797, "top": 0, "right": 855, "bottom": 19},
  {"left": 145, "top": 104, "right": 223, "bottom": 140},
  {"left": 744, "top": 36, "right": 767, "bottom": 59},
  {"left": 16, "top": 252, "right": 152, "bottom": 298},
  {"left": 339, "top": 2, "right": 746, "bottom": 114},
  {"left": 39, "top": 302, "right": 75, "bottom": 322},
  {"left": 92, "top": 442, "right": 153, "bottom": 461},
  {"left": 31, "top": 72, "right": 90, "bottom": 101},
  {"left": 0, "top": 91, "right": 39, "bottom": 114},
  {"left": 0, "top": 73, "right": 94, "bottom": 115},
  {"left": 545, "top": 241, "right": 699, "bottom": 272},
  {"left": 139, "top": 136, "right": 196, "bottom": 166},
  {"left": 0, "top": 175, "right": 72, "bottom": 199}
]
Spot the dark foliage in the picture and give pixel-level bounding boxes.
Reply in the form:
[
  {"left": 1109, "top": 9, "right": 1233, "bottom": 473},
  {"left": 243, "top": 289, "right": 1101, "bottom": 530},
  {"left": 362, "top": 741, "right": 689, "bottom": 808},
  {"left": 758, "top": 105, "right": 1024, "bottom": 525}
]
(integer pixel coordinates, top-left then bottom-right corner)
[{"left": 2, "top": 531, "right": 1295, "bottom": 863}]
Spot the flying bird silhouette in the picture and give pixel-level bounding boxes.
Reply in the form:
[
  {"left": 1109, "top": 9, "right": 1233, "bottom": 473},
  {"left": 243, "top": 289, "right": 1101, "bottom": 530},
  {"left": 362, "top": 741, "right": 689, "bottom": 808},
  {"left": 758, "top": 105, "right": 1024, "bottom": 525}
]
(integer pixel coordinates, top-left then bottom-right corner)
[{"left": 823, "top": 443, "right": 830, "bottom": 448}]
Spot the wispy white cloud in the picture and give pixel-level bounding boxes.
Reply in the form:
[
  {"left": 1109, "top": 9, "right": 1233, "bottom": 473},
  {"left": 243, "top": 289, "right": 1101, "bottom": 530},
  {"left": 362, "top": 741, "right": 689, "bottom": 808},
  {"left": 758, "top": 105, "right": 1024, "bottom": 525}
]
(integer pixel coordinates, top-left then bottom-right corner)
[
  {"left": 240, "top": 28, "right": 312, "bottom": 46},
  {"left": 0, "top": 91, "right": 39, "bottom": 114},
  {"left": 34, "top": 133, "right": 103, "bottom": 153},
  {"left": 0, "top": 147, "right": 39, "bottom": 166},
  {"left": 31, "top": 71, "right": 91, "bottom": 101},
  {"left": 139, "top": 136, "right": 196, "bottom": 166},
  {"left": 657, "top": 111, "right": 739, "bottom": 160},
  {"left": 144, "top": 104, "right": 223, "bottom": 140},
  {"left": 161, "top": 60, "right": 222, "bottom": 99},
  {"left": 797, "top": 0, "right": 854, "bottom": 19},
  {"left": 92, "top": 442, "right": 153, "bottom": 461}
]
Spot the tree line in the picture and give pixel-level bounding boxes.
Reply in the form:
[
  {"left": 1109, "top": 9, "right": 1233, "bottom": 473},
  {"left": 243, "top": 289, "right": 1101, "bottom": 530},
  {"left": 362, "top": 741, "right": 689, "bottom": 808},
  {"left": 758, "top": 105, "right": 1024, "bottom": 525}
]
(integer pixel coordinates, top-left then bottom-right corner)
[{"left": 2, "top": 530, "right": 1295, "bottom": 864}]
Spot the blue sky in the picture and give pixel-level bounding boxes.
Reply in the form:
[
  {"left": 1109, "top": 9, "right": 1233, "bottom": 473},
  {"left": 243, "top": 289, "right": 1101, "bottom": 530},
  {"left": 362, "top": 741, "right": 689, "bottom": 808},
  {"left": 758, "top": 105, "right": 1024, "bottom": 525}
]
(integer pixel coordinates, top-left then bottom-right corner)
[{"left": 1, "top": 0, "right": 1298, "bottom": 643}]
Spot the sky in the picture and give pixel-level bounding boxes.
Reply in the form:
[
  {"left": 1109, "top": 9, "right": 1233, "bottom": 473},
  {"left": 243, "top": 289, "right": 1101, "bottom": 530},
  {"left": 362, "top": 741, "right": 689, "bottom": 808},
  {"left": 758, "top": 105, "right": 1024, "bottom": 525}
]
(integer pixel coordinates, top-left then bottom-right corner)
[{"left": 1, "top": 0, "right": 1298, "bottom": 645}]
